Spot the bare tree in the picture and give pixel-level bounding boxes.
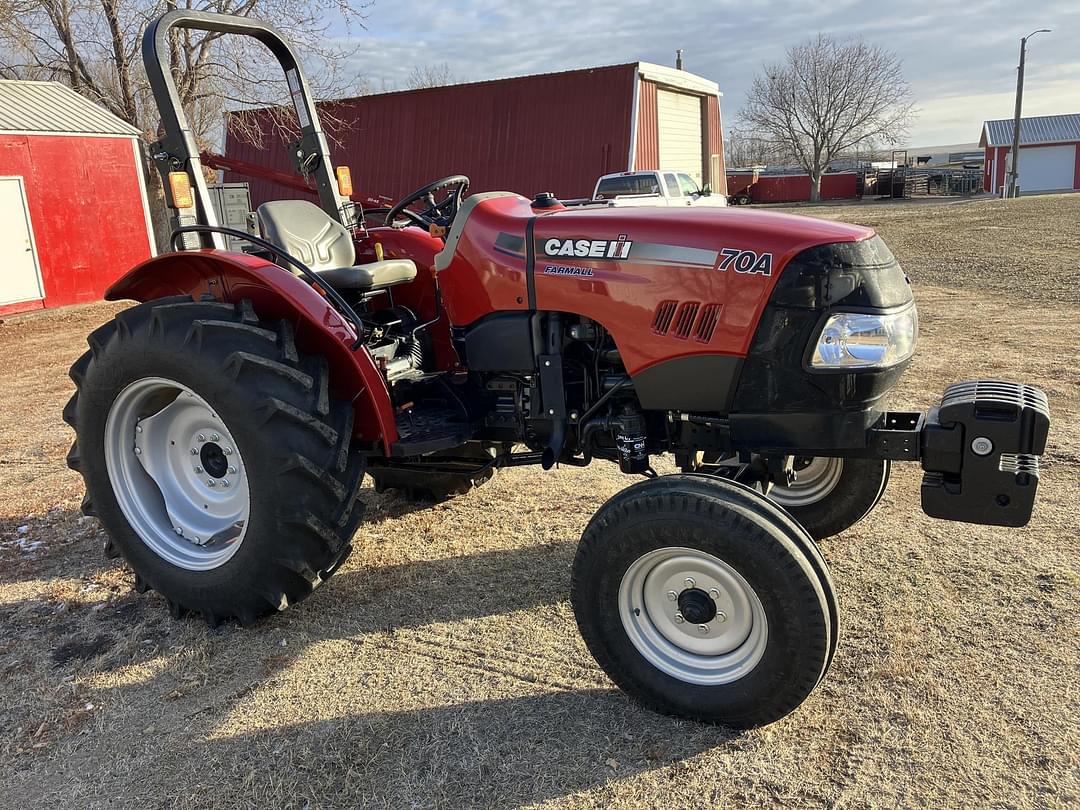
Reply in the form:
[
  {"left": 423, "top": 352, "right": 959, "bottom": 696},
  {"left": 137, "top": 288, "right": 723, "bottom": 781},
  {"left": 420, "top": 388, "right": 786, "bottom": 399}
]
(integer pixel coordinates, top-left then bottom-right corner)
[
  {"left": 0, "top": 0, "right": 370, "bottom": 244},
  {"left": 740, "top": 34, "right": 915, "bottom": 200},
  {"left": 405, "top": 62, "right": 458, "bottom": 90},
  {"left": 725, "top": 128, "right": 785, "bottom": 169}
]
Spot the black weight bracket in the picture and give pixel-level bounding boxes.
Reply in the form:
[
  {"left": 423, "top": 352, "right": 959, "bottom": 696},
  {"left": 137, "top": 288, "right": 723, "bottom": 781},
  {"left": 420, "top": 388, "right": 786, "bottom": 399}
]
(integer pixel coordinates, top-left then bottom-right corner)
[{"left": 919, "top": 380, "right": 1050, "bottom": 527}]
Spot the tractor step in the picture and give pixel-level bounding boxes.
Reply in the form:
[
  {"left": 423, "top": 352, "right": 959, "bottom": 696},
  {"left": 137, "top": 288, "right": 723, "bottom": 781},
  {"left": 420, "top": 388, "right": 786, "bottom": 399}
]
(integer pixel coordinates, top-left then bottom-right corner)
[{"left": 390, "top": 405, "right": 472, "bottom": 457}]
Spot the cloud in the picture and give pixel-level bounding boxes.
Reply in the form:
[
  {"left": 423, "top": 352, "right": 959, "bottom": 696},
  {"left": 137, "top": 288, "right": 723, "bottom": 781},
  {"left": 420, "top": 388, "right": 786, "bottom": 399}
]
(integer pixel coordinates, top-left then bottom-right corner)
[
  {"left": 911, "top": 78, "right": 1080, "bottom": 145},
  {"left": 332, "top": 0, "right": 1080, "bottom": 145}
]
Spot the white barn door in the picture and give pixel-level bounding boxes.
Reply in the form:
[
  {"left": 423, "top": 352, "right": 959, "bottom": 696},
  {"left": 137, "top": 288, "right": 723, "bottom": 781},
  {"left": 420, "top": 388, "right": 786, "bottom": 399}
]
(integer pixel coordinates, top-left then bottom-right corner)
[
  {"left": 657, "top": 88, "right": 704, "bottom": 187},
  {"left": 1017, "top": 145, "right": 1075, "bottom": 193},
  {"left": 0, "top": 177, "right": 44, "bottom": 306}
]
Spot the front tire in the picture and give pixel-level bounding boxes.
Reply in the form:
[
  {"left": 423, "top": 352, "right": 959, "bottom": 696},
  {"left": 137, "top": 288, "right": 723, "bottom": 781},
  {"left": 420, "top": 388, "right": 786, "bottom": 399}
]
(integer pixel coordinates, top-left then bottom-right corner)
[
  {"left": 572, "top": 475, "right": 837, "bottom": 728},
  {"left": 768, "top": 457, "right": 890, "bottom": 540},
  {"left": 64, "top": 297, "right": 366, "bottom": 625}
]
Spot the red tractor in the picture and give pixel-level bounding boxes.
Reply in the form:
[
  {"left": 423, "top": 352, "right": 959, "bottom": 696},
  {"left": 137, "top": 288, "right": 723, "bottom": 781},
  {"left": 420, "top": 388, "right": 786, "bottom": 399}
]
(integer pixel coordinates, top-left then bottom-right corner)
[{"left": 64, "top": 12, "right": 1050, "bottom": 728}]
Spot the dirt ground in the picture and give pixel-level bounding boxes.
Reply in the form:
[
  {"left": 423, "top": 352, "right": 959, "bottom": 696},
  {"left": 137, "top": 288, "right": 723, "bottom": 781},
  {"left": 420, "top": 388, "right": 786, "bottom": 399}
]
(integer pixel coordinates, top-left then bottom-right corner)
[{"left": 0, "top": 193, "right": 1077, "bottom": 809}]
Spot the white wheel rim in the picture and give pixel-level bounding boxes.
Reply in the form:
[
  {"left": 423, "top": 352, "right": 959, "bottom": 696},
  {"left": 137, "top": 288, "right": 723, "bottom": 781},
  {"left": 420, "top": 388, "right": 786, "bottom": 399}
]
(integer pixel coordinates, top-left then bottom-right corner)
[
  {"left": 104, "top": 377, "right": 249, "bottom": 571},
  {"left": 618, "top": 547, "right": 768, "bottom": 685},
  {"left": 769, "top": 457, "right": 843, "bottom": 508}
]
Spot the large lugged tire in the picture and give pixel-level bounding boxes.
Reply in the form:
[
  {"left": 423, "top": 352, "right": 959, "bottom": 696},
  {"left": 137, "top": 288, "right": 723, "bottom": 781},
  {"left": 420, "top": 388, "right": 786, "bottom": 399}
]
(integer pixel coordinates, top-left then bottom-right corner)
[
  {"left": 572, "top": 474, "right": 837, "bottom": 728},
  {"left": 768, "top": 457, "right": 890, "bottom": 540},
  {"left": 369, "top": 443, "right": 495, "bottom": 502},
  {"left": 63, "top": 296, "right": 365, "bottom": 626}
]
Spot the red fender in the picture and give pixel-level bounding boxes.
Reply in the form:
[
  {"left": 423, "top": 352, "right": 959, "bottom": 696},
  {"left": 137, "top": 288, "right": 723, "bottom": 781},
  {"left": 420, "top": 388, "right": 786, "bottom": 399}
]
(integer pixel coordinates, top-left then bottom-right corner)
[{"left": 106, "top": 250, "right": 398, "bottom": 449}]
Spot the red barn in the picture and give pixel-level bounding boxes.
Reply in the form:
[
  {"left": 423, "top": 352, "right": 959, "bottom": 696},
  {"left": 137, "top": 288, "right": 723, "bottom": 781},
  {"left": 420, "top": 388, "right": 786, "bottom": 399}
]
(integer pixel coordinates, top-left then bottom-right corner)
[
  {"left": 0, "top": 81, "right": 155, "bottom": 317},
  {"left": 224, "top": 62, "right": 726, "bottom": 207},
  {"left": 981, "top": 112, "right": 1080, "bottom": 195}
]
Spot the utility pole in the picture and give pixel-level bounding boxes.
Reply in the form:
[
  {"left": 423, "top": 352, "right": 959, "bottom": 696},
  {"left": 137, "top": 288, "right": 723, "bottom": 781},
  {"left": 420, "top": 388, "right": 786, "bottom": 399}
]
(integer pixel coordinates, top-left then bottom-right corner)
[{"left": 1006, "top": 28, "right": 1051, "bottom": 198}]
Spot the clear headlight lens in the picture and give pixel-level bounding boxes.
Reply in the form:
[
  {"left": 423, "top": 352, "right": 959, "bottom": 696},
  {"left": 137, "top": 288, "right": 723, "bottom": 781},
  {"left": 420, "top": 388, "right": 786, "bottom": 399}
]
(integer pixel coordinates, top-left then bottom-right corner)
[{"left": 810, "top": 305, "right": 918, "bottom": 369}]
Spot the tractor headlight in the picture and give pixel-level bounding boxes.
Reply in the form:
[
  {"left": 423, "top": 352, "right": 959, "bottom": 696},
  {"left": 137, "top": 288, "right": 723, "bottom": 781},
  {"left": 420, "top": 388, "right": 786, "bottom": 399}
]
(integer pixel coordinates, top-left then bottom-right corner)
[{"left": 810, "top": 305, "right": 918, "bottom": 370}]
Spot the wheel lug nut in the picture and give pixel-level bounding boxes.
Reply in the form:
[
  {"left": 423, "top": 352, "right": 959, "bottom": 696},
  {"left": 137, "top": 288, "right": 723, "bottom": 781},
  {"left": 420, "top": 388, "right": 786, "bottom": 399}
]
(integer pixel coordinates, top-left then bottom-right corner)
[
  {"left": 197, "top": 434, "right": 206, "bottom": 442},
  {"left": 135, "top": 425, "right": 142, "bottom": 433},
  {"left": 709, "top": 588, "right": 721, "bottom": 600},
  {"left": 666, "top": 591, "right": 678, "bottom": 601},
  {"left": 684, "top": 577, "right": 695, "bottom": 588},
  {"left": 194, "top": 466, "right": 203, "bottom": 474},
  {"left": 133, "top": 447, "right": 142, "bottom": 455},
  {"left": 221, "top": 480, "right": 230, "bottom": 488},
  {"left": 674, "top": 612, "right": 684, "bottom": 624},
  {"left": 175, "top": 527, "right": 183, "bottom": 535},
  {"left": 223, "top": 447, "right": 233, "bottom": 456},
  {"left": 206, "top": 479, "right": 216, "bottom": 487},
  {"left": 717, "top": 612, "right": 727, "bottom": 623},
  {"left": 698, "top": 624, "right": 709, "bottom": 634},
  {"left": 190, "top": 448, "right": 198, "bottom": 455},
  {"left": 227, "top": 466, "right": 237, "bottom": 475},
  {"left": 210, "top": 433, "right": 220, "bottom": 442}
]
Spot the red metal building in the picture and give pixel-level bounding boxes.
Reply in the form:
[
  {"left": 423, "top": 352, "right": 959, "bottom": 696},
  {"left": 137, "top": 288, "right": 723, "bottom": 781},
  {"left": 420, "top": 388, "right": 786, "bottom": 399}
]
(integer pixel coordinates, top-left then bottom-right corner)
[
  {"left": 225, "top": 62, "right": 726, "bottom": 207},
  {"left": 0, "top": 81, "right": 155, "bottom": 317},
  {"left": 726, "top": 171, "right": 860, "bottom": 204},
  {"left": 981, "top": 113, "right": 1080, "bottom": 195}
]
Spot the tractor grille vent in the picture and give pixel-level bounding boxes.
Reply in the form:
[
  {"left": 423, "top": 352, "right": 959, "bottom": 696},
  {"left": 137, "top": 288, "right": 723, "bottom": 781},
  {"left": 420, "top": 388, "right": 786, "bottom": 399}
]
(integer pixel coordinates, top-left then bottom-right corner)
[
  {"left": 652, "top": 300, "right": 678, "bottom": 334},
  {"left": 653, "top": 300, "right": 721, "bottom": 342},
  {"left": 694, "top": 304, "right": 722, "bottom": 343},
  {"left": 672, "top": 302, "right": 700, "bottom": 339}
]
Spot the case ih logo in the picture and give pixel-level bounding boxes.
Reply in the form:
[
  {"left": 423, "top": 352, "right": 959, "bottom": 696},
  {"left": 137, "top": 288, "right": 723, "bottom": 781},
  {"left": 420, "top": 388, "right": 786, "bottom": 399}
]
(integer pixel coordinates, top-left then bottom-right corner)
[{"left": 543, "top": 235, "right": 633, "bottom": 260}]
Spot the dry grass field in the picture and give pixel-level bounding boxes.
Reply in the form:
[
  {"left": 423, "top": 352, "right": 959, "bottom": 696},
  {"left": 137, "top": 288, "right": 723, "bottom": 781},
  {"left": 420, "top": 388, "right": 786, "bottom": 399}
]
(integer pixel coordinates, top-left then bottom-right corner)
[{"left": 0, "top": 193, "right": 1077, "bottom": 809}]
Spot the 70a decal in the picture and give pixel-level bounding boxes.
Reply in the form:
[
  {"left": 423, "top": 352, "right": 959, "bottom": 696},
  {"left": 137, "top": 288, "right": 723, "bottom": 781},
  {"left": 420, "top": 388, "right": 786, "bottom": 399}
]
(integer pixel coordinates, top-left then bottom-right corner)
[{"left": 718, "top": 248, "right": 773, "bottom": 276}]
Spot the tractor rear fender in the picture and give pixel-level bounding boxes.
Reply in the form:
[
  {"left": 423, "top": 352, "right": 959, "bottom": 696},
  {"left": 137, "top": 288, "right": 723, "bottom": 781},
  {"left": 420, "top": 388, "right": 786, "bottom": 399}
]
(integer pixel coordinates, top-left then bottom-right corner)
[{"left": 106, "top": 250, "right": 398, "bottom": 449}]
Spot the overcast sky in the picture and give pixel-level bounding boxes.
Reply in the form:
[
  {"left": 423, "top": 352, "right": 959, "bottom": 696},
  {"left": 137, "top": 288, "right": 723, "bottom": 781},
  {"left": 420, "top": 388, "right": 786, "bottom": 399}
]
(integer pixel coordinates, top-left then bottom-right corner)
[{"left": 336, "top": 0, "right": 1080, "bottom": 147}]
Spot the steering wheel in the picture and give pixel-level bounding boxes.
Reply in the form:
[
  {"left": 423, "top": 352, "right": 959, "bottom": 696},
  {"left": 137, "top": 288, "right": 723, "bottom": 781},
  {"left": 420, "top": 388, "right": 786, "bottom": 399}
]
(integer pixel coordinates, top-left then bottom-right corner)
[{"left": 383, "top": 175, "right": 470, "bottom": 230}]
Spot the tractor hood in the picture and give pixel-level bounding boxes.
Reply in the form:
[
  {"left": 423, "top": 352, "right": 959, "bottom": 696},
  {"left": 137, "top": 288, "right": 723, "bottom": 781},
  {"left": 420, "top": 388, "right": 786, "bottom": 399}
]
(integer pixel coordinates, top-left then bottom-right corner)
[
  {"left": 533, "top": 203, "right": 875, "bottom": 270},
  {"left": 436, "top": 193, "right": 893, "bottom": 385}
]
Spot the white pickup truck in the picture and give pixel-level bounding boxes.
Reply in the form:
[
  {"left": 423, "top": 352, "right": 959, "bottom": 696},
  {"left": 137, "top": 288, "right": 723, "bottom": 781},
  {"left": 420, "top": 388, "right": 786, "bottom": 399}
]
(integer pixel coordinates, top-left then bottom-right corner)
[{"left": 589, "top": 170, "right": 727, "bottom": 207}]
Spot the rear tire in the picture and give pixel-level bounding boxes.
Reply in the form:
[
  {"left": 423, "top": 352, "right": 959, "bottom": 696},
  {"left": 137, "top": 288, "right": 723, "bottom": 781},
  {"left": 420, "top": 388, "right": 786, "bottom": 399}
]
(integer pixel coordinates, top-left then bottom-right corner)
[
  {"left": 572, "top": 474, "right": 837, "bottom": 728},
  {"left": 768, "top": 457, "right": 890, "bottom": 540},
  {"left": 64, "top": 297, "right": 365, "bottom": 626}
]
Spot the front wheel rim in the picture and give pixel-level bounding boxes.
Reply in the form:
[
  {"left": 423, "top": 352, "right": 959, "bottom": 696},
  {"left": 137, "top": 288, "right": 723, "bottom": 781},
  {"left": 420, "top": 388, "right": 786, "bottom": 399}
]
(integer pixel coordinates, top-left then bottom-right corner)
[
  {"left": 104, "top": 377, "right": 250, "bottom": 571},
  {"left": 618, "top": 547, "right": 768, "bottom": 685},
  {"left": 769, "top": 457, "right": 844, "bottom": 508}
]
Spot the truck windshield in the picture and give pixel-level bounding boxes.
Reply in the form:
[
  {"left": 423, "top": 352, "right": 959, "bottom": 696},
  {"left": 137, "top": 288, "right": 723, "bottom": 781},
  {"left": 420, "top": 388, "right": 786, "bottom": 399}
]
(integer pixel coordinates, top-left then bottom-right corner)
[
  {"left": 595, "top": 175, "right": 661, "bottom": 199},
  {"left": 677, "top": 173, "right": 701, "bottom": 196}
]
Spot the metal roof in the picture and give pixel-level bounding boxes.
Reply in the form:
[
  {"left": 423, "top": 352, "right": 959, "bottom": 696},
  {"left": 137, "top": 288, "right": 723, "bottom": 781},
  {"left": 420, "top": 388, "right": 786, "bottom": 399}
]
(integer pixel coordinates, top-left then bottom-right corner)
[
  {"left": 981, "top": 113, "right": 1080, "bottom": 147},
  {"left": 0, "top": 80, "right": 140, "bottom": 137},
  {"left": 325, "top": 61, "right": 721, "bottom": 106},
  {"left": 637, "top": 62, "right": 720, "bottom": 96}
]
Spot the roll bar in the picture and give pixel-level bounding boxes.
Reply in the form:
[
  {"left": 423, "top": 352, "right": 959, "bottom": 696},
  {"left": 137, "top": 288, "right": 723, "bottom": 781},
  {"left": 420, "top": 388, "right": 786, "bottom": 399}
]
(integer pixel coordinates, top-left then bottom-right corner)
[{"left": 142, "top": 10, "right": 350, "bottom": 249}]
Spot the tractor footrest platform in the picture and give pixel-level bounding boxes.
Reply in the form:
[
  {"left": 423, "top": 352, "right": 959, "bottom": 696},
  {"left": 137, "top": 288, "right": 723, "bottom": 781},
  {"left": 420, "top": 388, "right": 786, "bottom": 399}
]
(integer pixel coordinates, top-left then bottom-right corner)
[
  {"left": 920, "top": 380, "right": 1050, "bottom": 527},
  {"left": 390, "top": 406, "right": 472, "bottom": 457}
]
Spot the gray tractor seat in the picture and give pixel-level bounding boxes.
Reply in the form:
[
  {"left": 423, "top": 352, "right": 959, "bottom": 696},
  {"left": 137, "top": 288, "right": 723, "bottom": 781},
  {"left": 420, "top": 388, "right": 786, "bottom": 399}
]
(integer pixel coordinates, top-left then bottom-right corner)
[{"left": 256, "top": 200, "right": 417, "bottom": 290}]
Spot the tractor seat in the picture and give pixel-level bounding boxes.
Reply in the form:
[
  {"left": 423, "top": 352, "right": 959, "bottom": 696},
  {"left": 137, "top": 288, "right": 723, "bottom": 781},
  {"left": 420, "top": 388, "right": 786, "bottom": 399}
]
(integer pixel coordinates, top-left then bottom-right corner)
[{"left": 256, "top": 200, "right": 417, "bottom": 290}]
